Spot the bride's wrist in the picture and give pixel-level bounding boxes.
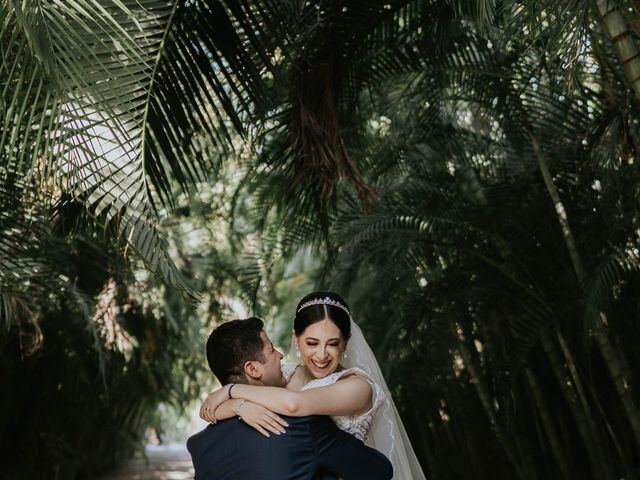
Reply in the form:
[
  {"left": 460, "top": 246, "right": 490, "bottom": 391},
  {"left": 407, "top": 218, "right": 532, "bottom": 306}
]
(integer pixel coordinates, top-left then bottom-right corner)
[
  {"left": 227, "top": 383, "right": 236, "bottom": 398},
  {"left": 234, "top": 399, "right": 246, "bottom": 419}
]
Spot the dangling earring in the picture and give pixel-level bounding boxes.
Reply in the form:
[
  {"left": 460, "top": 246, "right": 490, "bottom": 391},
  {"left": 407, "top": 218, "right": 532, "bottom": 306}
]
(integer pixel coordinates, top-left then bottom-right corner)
[
  {"left": 342, "top": 351, "right": 347, "bottom": 360},
  {"left": 296, "top": 345, "right": 301, "bottom": 358}
]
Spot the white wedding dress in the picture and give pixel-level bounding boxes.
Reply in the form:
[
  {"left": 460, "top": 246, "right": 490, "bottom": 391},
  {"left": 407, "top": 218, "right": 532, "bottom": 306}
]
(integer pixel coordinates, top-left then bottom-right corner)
[
  {"left": 282, "top": 365, "right": 386, "bottom": 441},
  {"left": 284, "top": 319, "right": 427, "bottom": 480}
]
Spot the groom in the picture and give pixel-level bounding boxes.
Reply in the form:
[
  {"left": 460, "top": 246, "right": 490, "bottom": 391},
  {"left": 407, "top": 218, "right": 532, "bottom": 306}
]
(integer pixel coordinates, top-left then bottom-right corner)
[{"left": 187, "top": 317, "right": 393, "bottom": 480}]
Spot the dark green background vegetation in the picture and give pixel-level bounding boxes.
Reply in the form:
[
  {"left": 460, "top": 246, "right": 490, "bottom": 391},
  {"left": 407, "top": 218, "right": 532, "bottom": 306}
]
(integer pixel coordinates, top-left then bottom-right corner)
[{"left": 2, "top": 0, "right": 640, "bottom": 478}]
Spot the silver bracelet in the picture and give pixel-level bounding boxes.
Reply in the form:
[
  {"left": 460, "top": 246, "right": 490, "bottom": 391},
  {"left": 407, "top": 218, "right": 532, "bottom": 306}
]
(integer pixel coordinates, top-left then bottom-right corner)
[{"left": 234, "top": 399, "right": 246, "bottom": 419}]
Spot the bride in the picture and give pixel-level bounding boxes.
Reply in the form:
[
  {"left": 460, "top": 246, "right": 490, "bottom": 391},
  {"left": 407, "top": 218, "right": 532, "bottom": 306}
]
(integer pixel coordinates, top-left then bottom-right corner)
[{"left": 200, "top": 291, "right": 426, "bottom": 480}]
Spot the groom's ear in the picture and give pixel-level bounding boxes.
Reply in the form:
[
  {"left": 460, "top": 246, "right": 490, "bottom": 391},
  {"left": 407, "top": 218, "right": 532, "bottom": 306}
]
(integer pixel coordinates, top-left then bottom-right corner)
[{"left": 243, "top": 360, "right": 262, "bottom": 381}]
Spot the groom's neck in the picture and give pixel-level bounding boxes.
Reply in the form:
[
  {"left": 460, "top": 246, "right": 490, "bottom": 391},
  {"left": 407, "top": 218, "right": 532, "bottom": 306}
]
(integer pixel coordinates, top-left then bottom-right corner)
[
  {"left": 228, "top": 376, "right": 263, "bottom": 387},
  {"left": 246, "top": 377, "right": 284, "bottom": 387},
  {"left": 247, "top": 378, "right": 267, "bottom": 386}
]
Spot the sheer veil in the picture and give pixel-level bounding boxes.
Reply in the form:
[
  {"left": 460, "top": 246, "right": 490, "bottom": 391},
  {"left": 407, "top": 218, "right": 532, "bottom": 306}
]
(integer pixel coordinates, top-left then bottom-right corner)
[
  {"left": 344, "top": 319, "right": 427, "bottom": 480},
  {"left": 288, "top": 318, "right": 427, "bottom": 480}
]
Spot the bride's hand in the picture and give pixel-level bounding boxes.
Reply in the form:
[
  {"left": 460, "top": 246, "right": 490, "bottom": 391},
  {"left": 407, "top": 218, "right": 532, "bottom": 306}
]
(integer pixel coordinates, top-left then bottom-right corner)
[
  {"left": 199, "top": 387, "right": 228, "bottom": 423},
  {"left": 234, "top": 401, "right": 289, "bottom": 437}
]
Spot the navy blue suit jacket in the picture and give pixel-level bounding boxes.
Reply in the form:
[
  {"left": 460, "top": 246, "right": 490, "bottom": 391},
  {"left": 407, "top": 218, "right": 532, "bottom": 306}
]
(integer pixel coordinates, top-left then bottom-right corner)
[{"left": 187, "top": 415, "right": 393, "bottom": 480}]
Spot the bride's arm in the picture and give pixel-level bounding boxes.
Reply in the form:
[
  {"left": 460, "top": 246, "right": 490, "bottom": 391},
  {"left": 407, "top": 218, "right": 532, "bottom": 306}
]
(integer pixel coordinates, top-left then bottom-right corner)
[
  {"left": 202, "top": 376, "right": 372, "bottom": 418},
  {"left": 206, "top": 399, "right": 288, "bottom": 437}
]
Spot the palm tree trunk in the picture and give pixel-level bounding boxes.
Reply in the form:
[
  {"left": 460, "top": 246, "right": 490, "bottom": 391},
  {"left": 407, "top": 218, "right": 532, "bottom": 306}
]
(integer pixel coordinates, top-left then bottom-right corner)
[
  {"left": 454, "top": 323, "right": 526, "bottom": 478},
  {"left": 594, "top": 313, "right": 640, "bottom": 448},
  {"left": 530, "top": 130, "right": 638, "bottom": 475},
  {"left": 408, "top": 395, "right": 436, "bottom": 478},
  {"left": 528, "top": 133, "right": 585, "bottom": 280},
  {"left": 539, "top": 332, "right": 610, "bottom": 479},
  {"left": 555, "top": 329, "right": 598, "bottom": 434},
  {"left": 524, "top": 367, "right": 572, "bottom": 479},
  {"left": 595, "top": 0, "right": 640, "bottom": 101},
  {"left": 427, "top": 405, "right": 463, "bottom": 478},
  {"left": 433, "top": 396, "right": 458, "bottom": 454},
  {"left": 556, "top": 322, "right": 618, "bottom": 470},
  {"left": 512, "top": 426, "right": 538, "bottom": 480},
  {"left": 447, "top": 382, "right": 486, "bottom": 478}
]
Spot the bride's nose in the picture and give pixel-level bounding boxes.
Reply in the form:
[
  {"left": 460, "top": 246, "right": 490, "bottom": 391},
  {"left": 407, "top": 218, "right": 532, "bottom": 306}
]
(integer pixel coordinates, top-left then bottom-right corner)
[{"left": 316, "top": 348, "right": 329, "bottom": 361}]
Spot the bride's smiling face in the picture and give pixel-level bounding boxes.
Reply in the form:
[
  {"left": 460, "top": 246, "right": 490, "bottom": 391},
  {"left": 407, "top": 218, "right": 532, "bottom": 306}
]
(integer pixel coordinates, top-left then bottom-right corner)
[{"left": 296, "top": 319, "right": 348, "bottom": 379}]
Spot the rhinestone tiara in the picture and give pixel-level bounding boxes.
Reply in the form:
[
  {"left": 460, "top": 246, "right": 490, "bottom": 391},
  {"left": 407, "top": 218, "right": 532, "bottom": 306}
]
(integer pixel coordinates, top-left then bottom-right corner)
[{"left": 297, "top": 297, "right": 351, "bottom": 316}]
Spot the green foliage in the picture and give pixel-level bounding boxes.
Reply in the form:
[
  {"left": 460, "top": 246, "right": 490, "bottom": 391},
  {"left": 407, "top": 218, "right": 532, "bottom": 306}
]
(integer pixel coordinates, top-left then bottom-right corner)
[
  {"left": 229, "top": 1, "right": 640, "bottom": 478},
  {"left": 3, "top": 0, "right": 640, "bottom": 479},
  {"left": 0, "top": 1, "right": 275, "bottom": 477},
  {"left": 0, "top": 237, "right": 205, "bottom": 479}
]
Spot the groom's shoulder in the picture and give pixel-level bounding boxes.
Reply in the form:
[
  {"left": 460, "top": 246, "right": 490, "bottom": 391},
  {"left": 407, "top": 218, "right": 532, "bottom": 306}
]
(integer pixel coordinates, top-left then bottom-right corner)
[
  {"left": 187, "top": 419, "right": 238, "bottom": 456},
  {"left": 186, "top": 423, "right": 215, "bottom": 456}
]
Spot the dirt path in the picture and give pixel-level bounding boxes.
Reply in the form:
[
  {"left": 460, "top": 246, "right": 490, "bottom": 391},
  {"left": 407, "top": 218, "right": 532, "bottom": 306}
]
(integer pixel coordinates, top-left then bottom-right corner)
[{"left": 98, "top": 444, "right": 194, "bottom": 480}]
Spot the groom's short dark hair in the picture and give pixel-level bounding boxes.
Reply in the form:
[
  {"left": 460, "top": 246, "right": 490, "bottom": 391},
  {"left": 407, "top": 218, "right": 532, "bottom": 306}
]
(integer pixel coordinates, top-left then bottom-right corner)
[{"left": 206, "top": 317, "right": 266, "bottom": 384}]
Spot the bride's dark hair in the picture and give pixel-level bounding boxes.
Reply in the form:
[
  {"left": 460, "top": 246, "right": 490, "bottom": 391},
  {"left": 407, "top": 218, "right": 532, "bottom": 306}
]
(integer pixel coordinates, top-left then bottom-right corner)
[{"left": 294, "top": 291, "right": 351, "bottom": 339}]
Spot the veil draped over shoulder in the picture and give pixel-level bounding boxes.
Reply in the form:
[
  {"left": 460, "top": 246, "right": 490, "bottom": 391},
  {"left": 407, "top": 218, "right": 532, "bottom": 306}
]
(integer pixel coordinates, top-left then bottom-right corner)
[
  {"left": 289, "top": 318, "right": 427, "bottom": 480},
  {"left": 343, "top": 319, "right": 427, "bottom": 480}
]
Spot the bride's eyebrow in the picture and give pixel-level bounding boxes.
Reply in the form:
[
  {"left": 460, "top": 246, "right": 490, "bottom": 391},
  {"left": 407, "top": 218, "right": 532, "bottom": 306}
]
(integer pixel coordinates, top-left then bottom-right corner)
[{"left": 305, "top": 337, "right": 341, "bottom": 342}]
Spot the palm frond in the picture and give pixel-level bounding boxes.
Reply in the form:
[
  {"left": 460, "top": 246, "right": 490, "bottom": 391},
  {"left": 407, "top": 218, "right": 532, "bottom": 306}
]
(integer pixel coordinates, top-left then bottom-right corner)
[
  {"left": 0, "top": 202, "right": 71, "bottom": 329},
  {"left": 2, "top": 0, "right": 280, "bottom": 295},
  {"left": 583, "top": 248, "right": 640, "bottom": 332}
]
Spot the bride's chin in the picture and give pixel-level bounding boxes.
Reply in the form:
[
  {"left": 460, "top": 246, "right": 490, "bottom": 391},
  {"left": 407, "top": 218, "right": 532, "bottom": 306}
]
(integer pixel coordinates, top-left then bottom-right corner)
[{"left": 308, "top": 362, "right": 336, "bottom": 377}]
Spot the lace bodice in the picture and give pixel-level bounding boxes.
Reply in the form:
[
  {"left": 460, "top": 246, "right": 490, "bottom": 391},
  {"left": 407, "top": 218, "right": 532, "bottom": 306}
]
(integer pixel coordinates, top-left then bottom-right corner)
[{"left": 281, "top": 364, "right": 386, "bottom": 441}]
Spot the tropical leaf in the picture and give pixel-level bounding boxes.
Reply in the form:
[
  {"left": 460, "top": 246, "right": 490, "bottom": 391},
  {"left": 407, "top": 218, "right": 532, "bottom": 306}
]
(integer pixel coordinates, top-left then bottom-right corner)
[{"left": 1, "top": 0, "right": 282, "bottom": 298}]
